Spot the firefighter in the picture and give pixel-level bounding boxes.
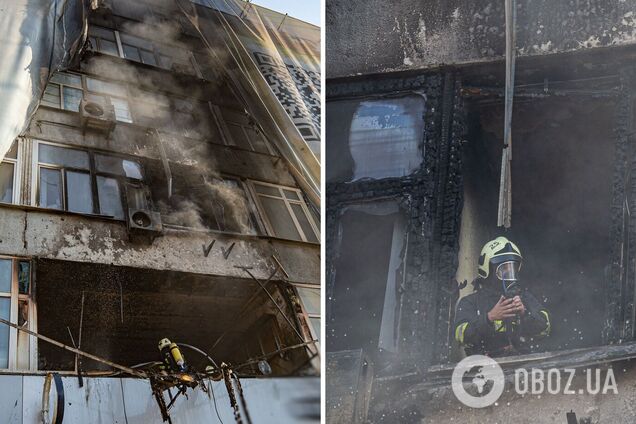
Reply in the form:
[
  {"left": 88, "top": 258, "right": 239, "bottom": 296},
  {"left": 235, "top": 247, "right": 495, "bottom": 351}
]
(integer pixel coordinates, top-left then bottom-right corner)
[{"left": 454, "top": 236, "right": 551, "bottom": 357}]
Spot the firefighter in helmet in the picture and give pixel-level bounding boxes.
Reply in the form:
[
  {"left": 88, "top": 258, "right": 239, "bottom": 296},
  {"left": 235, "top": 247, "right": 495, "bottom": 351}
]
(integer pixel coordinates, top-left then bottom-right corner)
[{"left": 454, "top": 236, "right": 551, "bottom": 357}]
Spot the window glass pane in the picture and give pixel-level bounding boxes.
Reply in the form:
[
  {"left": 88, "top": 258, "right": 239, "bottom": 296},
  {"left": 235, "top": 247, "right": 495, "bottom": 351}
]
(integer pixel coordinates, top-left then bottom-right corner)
[
  {"left": 97, "top": 176, "right": 124, "bottom": 219},
  {"left": 0, "top": 259, "right": 11, "bottom": 293},
  {"left": 309, "top": 317, "right": 320, "bottom": 341},
  {"left": 86, "top": 78, "right": 127, "bottom": 97},
  {"left": 297, "top": 287, "right": 320, "bottom": 315},
  {"left": 140, "top": 49, "right": 157, "bottom": 66},
  {"left": 111, "top": 98, "right": 132, "bottom": 123},
  {"left": 291, "top": 203, "right": 319, "bottom": 243},
  {"left": 120, "top": 33, "right": 153, "bottom": 50},
  {"left": 42, "top": 84, "right": 61, "bottom": 108},
  {"left": 95, "top": 154, "right": 142, "bottom": 179},
  {"left": 227, "top": 124, "right": 252, "bottom": 151},
  {"left": 6, "top": 142, "right": 18, "bottom": 160},
  {"left": 66, "top": 171, "right": 93, "bottom": 214},
  {"left": 39, "top": 168, "right": 63, "bottom": 209},
  {"left": 89, "top": 26, "right": 116, "bottom": 41},
  {"left": 254, "top": 183, "right": 281, "bottom": 197},
  {"left": 0, "top": 297, "right": 10, "bottom": 369},
  {"left": 17, "top": 300, "right": 29, "bottom": 370},
  {"left": 283, "top": 189, "right": 299, "bottom": 200},
  {"left": 62, "top": 86, "right": 83, "bottom": 112},
  {"left": 0, "top": 163, "right": 14, "bottom": 203},
  {"left": 38, "top": 144, "right": 89, "bottom": 169},
  {"left": 99, "top": 39, "right": 120, "bottom": 56},
  {"left": 122, "top": 44, "right": 141, "bottom": 62},
  {"left": 18, "top": 261, "right": 29, "bottom": 295},
  {"left": 259, "top": 196, "right": 301, "bottom": 241},
  {"left": 327, "top": 96, "right": 425, "bottom": 182},
  {"left": 349, "top": 97, "right": 425, "bottom": 180},
  {"left": 127, "top": 185, "right": 148, "bottom": 210},
  {"left": 51, "top": 72, "right": 82, "bottom": 88},
  {"left": 244, "top": 126, "right": 269, "bottom": 154}
]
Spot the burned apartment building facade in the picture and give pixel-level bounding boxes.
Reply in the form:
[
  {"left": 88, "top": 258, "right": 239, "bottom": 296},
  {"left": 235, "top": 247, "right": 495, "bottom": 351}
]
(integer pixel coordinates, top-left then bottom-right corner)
[
  {"left": 326, "top": 0, "right": 636, "bottom": 423},
  {"left": 0, "top": 0, "right": 319, "bottom": 422}
]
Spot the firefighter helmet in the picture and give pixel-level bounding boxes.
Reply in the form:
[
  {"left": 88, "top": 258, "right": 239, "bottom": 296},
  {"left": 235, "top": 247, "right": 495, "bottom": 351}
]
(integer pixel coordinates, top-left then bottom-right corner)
[{"left": 477, "top": 236, "right": 522, "bottom": 279}]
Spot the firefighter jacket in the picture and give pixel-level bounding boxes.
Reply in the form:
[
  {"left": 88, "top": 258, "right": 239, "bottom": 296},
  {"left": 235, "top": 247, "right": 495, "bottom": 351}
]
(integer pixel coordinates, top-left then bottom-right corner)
[{"left": 454, "top": 281, "right": 550, "bottom": 357}]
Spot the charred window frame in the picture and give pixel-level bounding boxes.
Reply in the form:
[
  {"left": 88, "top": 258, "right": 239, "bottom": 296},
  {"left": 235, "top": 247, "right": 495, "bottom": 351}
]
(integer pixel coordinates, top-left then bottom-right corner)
[
  {"left": 0, "top": 141, "right": 21, "bottom": 205},
  {"left": 33, "top": 140, "right": 145, "bottom": 219},
  {"left": 0, "top": 257, "right": 36, "bottom": 371},
  {"left": 210, "top": 105, "right": 276, "bottom": 155},
  {"left": 249, "top": 180, "right": 319, "bottom": 243}
]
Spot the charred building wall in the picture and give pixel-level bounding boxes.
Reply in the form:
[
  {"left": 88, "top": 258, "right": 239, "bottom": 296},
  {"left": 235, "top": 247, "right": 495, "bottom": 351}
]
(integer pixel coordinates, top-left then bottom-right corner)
[{"left": 0, "top": 0, "right": 321, "bottom": 393}]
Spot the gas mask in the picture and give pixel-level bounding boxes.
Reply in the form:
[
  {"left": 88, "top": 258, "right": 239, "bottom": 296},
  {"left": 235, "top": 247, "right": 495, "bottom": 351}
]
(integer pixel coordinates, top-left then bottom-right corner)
[{"left": 496, "top": 260, "right": 521, "bottom": 296}]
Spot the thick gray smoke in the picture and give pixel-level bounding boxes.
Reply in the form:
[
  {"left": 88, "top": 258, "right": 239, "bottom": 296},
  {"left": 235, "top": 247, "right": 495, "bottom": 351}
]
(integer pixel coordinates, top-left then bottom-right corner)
[{"left": 84, "top": 8, "right": 254, "bottom": 233}]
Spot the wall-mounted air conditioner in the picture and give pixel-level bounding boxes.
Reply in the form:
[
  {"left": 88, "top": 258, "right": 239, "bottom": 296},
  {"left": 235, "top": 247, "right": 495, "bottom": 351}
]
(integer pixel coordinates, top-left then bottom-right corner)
[
  {"left": 127, "top": 209, "right": 162, "bottom": 233},
  {"left": 80, "top": 95, "right": 116, "bottom": 135},
  {"left": 125, "top": 184, "right": 163, "bottom": 242}
]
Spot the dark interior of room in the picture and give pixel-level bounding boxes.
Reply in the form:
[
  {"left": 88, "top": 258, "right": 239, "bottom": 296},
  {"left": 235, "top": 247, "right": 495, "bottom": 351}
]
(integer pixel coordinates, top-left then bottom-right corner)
[
  {"left": 460, "top": 94, "right": 616, "bottom": 353},
  {"left": 35, "top": 259, "right": 307, "bottom": 375},
  {"left": 328, "top": 207, "right": 399, "bottom": 355}
]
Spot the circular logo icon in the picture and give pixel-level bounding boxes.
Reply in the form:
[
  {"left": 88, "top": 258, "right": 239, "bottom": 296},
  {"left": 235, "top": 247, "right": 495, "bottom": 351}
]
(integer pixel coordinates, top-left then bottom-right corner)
[{"left": 452, "top": 355, "right": 505, "bottom": 408}]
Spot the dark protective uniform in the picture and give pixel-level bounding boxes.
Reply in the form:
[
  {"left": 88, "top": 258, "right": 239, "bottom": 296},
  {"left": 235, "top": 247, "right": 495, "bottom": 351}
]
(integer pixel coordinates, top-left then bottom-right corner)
[{"left": 454, "top": 281, "right": 550, "bottom": 357}]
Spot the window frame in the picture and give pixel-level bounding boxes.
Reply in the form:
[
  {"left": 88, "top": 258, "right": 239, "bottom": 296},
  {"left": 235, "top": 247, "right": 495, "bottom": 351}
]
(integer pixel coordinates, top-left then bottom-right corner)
[
  {"left": 0, "top": 141, "right": 21, "bottom": 205},
  {"left": 32, "top": 140, "right": 145, "bottom": 219},
  {"left": 88, "top": 25, "right": 201, "bottom": 77},
  {"left": 0, "top": 256, "right": 37, "bottom": 371},
  {"left": 40, "top": 72, "right": 84, "bottom": 112},
  {"left": 209, "top": 105, "right": 276, "bottom": 155},
  {"left": 294, "top": 283, "right": 321, "bottom": 346},
  {"left": 249, "top": 180, "right": 319, "bottom": 243}
]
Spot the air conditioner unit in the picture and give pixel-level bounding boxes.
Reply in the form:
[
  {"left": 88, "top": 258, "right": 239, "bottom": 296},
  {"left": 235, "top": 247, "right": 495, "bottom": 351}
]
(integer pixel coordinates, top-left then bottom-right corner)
[
  {"left": 127, "top": 209, "right": 162, "bottom": 233},
  {"left": 80, "top": 96, "right": 116, "bottom": 135}
]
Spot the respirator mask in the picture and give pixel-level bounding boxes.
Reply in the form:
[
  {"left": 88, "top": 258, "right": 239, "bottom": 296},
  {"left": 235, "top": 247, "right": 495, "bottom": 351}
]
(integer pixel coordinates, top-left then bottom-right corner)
[{"left": 496, "top": 260, "right": 521, "bottom": 296}]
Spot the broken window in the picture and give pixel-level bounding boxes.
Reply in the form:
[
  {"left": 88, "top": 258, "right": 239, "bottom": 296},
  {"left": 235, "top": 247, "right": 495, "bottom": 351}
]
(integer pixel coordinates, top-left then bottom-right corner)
[
  {"left": 452, "top": 95, "right": 616, "bottom": 360},
  {"left": 41, "top": 72, "right": 83, "bottom": 112},
  {"left": 36, "top": 141, "right": 145, "bottom": 219},
  {"left": 88, "top": 26, "right": 120, "bottom": 57},
  {"left": 326, "top": 95, "right": 425, "bottom": 182},
  {"left": 328, "top": 201, "right": 406, "bottom": 360},
  {"left": 0, "top": 258, "right": 35, "bottom": 370},
  {"left": 252, "top": 181, "right": 319, "bottom": 243},
  {"left": 0, "top": 141, "right": 19, "bottom": 204},
  {"left": 86, "top": 77, "right": 133, "bottom": 123},
  {"left": 164, "top": 171, "right": 258, "bottom": 234}
]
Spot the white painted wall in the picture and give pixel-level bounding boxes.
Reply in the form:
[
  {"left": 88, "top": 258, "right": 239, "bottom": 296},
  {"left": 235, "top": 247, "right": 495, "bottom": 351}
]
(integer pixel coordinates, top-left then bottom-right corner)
[{"left": 0, "top": 375, "right": 319, "bottom": 423}]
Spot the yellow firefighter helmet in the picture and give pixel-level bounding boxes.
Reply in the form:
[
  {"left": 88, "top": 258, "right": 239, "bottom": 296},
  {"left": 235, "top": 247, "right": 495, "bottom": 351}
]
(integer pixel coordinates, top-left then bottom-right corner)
[{"left": 478, "top": 236, "right": 522, "bottom": 279}]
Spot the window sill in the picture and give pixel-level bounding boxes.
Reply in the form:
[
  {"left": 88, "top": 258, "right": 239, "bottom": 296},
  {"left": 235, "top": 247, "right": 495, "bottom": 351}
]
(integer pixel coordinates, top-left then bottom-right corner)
[
  {"left": 162, "top": 223, "right": 320, "bottom": 247},
  {"left": 0, "top": 202, "right": 123, "bottom": 224},
  {"left": 376, "top": 341, "right": 636, "bottom": 390}
]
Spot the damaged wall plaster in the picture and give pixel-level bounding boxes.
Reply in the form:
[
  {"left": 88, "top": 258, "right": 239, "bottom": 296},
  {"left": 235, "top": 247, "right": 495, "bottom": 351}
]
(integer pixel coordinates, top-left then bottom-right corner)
[
  {"left": 0, "top": 208, "right": 319, "bottom": 284},
  {"left": 326, "top": 0, "right": 636, "bottom": 78}
]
